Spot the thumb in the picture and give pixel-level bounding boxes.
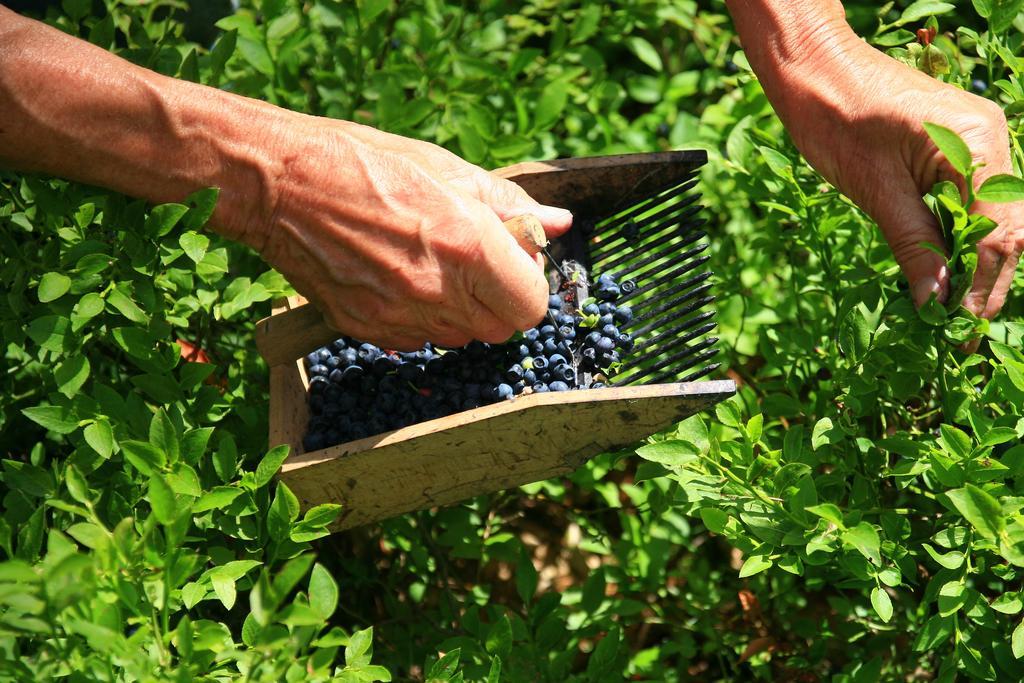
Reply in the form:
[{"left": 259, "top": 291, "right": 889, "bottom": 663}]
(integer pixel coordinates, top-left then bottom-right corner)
[
  {"left": 468, "top": 206, "right": 550, "bottom": 331},
  {"left": 865, "top": 178, "right": 950, "bottom": 307},
  {"left": 473, "top": 172, "right": 574, "bottom": 238}
]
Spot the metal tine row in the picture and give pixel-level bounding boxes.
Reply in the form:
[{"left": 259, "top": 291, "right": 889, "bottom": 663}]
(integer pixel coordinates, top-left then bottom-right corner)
[
  {"left": 613, "top": 338, "right": 721, "bottom": 385},
  {"left": 678, "top": 361, "right": 722, "bottom": 383},
  {"left": 594, "top": 174, "right": 701, "bottom": 234},
  {"left": 589, "top": 190, "right": 703, "bottom": 261},
  {"left": 627, "top": 274, "right": 713, "bottom": 321},
  {"left": 597, "top": 218, "right": 706, "bottom": 277},
  {"left": 586, "top": 174, "right": 722, "bottom": 385},
  {"left": 609, "top": 237, "right": 708, "bottom": 289}
]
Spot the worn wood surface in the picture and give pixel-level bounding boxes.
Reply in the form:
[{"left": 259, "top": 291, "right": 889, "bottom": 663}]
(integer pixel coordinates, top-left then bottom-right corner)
[
  {"left": 276, "top": 379, "right": 735, "bottom": 530},
  {"left": 493, "top": 151, "right": 706, "bottom": 213}
]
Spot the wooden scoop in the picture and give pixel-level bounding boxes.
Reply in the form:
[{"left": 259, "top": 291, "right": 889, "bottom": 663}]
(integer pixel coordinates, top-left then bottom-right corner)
[{"left": 254, "top": 214, "right": 547, "bottom": 366}]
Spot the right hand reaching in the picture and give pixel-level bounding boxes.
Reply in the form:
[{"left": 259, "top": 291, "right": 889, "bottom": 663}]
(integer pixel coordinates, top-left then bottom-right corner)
[{"left": 238, "top": 118, "right": 573, "bottom": 351}]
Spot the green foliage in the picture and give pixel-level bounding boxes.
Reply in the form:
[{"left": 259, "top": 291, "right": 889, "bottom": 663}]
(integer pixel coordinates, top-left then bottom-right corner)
[{"left": 1, "top": 0, "right": 1024, "bottom": 681}]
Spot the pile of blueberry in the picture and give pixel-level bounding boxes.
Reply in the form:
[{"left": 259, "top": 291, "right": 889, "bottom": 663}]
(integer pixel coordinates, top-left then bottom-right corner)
[{"left": 302, "top": 273, "right": 638, "bottom": 451}]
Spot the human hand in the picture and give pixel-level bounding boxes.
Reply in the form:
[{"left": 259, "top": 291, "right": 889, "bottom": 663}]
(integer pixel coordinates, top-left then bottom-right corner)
[
  {"left": 755, "top": 30, "right": 1022, "bottom": 320},
  {"left": 233, "top": 117, "right": 572, "bottom": 351}
]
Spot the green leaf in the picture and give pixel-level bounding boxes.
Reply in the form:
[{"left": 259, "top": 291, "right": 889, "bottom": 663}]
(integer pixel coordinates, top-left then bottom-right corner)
[
  {"left": 120, "top": 441, "right": 166, "bottom": 476},
  {"left": 534, "top": 80, "right": 568, "bottom": 131},
  {"left": 806, "top": 503, "right": 845, "bottom": 528},
  {"left": 192, "top": 486, "right": 243, "bottom": 513},
  {"left": 71, "top": 292, "right": 104, "bottom": 331},
  {"left": 149, "top": 410, "right": 179, "bottom": 464},
  {"left": 923, "top": 543, "right": 966, "bottom": 570},
  {"left": 923, "top": 122, "right": 972, "bottom": 177},
  {"left": 182, "top": 188, "right": 220, "bottom": 230},
  {"left": 635, "top": 439, "right": 698, "bottom": 467},
  {"left": 22, "top": 405, "right": 78, "bottom": 434},
  {"left": 144, "top": 203, "right": 190, "bottom": 238},
  {"left": 27, "top": 315, "right": 70, "bottom": 353},
  {"left": 700, "top": 508, "right": 730, "bottom": 534},
  {"left": 38, "top": 272, "right": 71, "bottom": 303},
  {"left": 842, "top": 522, "right": 882, "bottom": 565},
  {"left": 987, "top": 0, "right": 1024, "bottom": 31},
  {"left": 977, "top": 173, "right": 1024, "bottom": 202},
  {"left": 871, "top": 586, "right": 894, "bottom": 623},
  {"left": 55, "top": 355, "right": 90, "bottom": 399},
  {"left": 308, "top": 563, "right": 338, "bottom": 621},
  {"left": 211, "top": 572, "right": 237, "bottom": 610},
  {"left": 267, "top": 481, "right": 299, "bottom": 542},
  {"left": 254, "top": 445, "right": 290, "bottom": 488},
  {"left": 738, "top": 554, "right": 772, "bottom": 578},
  {"left": 485, "top": 614, "right": 512, "bottom": 659},
  {"left": 938, "top": 424, "right": 972, "bottom": 459},
  {"left": 237, "top": 37, "right": 274, "bottom": 76},
  {"left": 346, "top": 627, "right": 375, "bottom": 667},
  {"left": 64, "top": 465, "right": 90, "bottom": 505},
  {"left": 946, "top": 484, "right": 1004, "bottom": 541},
  {"left": 901, "top": 1, "right": 956, "bottom": 22},
  {"left": 992, "top": 593, "right": 1023, "bottom": 615},
  {"left": 937, "top": 581, "right": 966, "bottom": 616},
  {"left": 107, "top": 287, "right": 149, "bottom": 324},
  {"left": 83, "top": 420, "right": 114, "bottom": 459},
  {"left": 1014, "top": 620, "right": 1024, "bottom": 659},
  {"left": 179, "top": 231, "right": 210, "bottom": 263},
  {"left": 811, "top": 418, "right": 835, "bottom": 451},
  {"left": 148, "top": 474, "right": 177, "bottom": 525},
  {"left": 625, "top": 36, "right": 662, "bottom": 71}
]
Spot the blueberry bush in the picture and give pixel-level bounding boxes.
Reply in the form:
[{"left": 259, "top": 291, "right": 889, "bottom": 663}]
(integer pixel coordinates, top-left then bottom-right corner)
[{"left": 2, "top": 0, "right": 1024, "bottom": 680}]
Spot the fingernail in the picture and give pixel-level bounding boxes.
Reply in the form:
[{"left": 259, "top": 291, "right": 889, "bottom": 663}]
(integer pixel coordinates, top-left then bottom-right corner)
[
  {"left": 533, "top": 204, "right": 573, "bottom": 225},
  {"left": 912, "top": 277, "right": 940, "bottom": 308}
]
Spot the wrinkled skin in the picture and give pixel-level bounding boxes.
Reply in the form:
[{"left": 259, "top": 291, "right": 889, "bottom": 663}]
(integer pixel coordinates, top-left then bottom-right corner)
[
  {"left": 730, "top": 3, "right": 1023, "bottom": 325},
  {"left": 249, "top": 119, "right": 573, "bottom": 351}
]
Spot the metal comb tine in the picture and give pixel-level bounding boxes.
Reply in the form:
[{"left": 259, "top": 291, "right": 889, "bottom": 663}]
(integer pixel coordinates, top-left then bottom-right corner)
[
  {"left": 679, "top": 362, "right": 721, "bottom": 383},
  {"left": 635, "top": 320, "right": 718, "bottom": 353},
  {"left": 589, "top": 200, "right": 704, "bottom": 260},
  {"left": 616, "top": 253, "right": 711, "bottom": 303},
  {"left": 629, "top": 306, "right": 715, "bottom": 340},
  {"left": 650, "top": 354, "right": 723, "bottom": 384},
  {"left": 613, "top": 338, "right": 720, "bottom": 384},
  {"left": 601, "top": 229, "right": 707, "bottom": 277},
  {"left": 628, "top": 281, "right": 714, "bottom": 321},
  {"left": 627, "top": 272, "right": 713, "bottom": 312},
  {"left": 594, "top": 218, "right": 706, "bottom": 271},
  {"left": 601, "top": 175, "right": 701, "bottom": 223}
]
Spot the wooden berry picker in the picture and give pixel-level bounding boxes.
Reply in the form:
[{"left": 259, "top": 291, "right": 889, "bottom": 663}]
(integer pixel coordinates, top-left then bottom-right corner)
[{"left": 255, "top": 151, "right": 736, "bottom": 531}]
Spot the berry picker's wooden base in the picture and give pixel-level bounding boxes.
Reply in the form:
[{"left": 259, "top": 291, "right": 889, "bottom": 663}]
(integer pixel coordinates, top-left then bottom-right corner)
[
  {"left": 261, "top": 152, "right": 735, "bottom": 531},
  {"left": 267, "top": 295, "right": 735, "bottom": 531}
]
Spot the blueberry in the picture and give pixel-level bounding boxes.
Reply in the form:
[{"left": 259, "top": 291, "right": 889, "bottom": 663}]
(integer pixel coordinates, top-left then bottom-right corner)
[
  {"left": 590, "top": 382, "right": 606, "bottom": 389},
  {"left": 596, "top": 285, "right": 620, "bottom": 300},
  {"left": 316, "top": 348, "right": 332, "bottom": 364},
  {"left": 598, "top": 313, "right": 614, "bottom": 327},
  {"left": 512, "top": 380, "right": 526, "bottom": 394},
  {"left": 497, "top": 383, "right": 514, "bottom": 400},
  {"left": 531, "top": 340, "right": 545, "bottom": 355},
  {"left": 559, "top": 325, "right": 576, "bottom": 341},
  {"left": 309, "top": 375, "right": 328, "bottom": 393},
  {"left": 602, "top": 324, "right": 619, "bottom": 338},
  {"left": 332, "top": 339, "right": 348, "bottom": 352},
  {"left": 597, "top": 273, "right": 616, "bottom": 284},
  {"left": 329, "top": 368, "right": 345, "bottom": 384},
  {"left": 523, "top": 368, "right": 537, "bottom": 384},
  {"left": 506, "top": 364, "right": 524, "bottom": 382},
  {"left": 586, "top": 331, "right": 602, "bottom": 345},
  {"left": 656, "top": 122, "right": 670, "bottom": 137},
  {"left": 532, "top": 382, "right": 550, "bottom": 393},
  {"left": 582, "top": 347, "right": 597, "bottom": 363},
  {"left": 543, "top": 338, "right": 559, "bottom": 354},
  {"left": 303, "top": 432, "right": 326, "bottom": 452},
  {"left": 524, "top": 328, "right": 540, "bottom": 343},
  {"left": 358, "top": 343, "right": 381, "bottom": 363},
  {"left": 308, "top": 364, "right": 328, "bottom": 377},
  {"left": 549, "top": 381, "right": 570, "bottom": 392},
  {"left": 583, "top": 303, "right": 600, "bottom": 315},
  {"left": 598, "top": 303, "right": 616, "bottom": 315},
  {"left": 621, "top": 279, "right": 637, "bottom": 294},
  {"left": 540, "top": 324, "right": 557, "bottom": 338},
  {"left": 596, "top": 337, "right": 615, "bottom": 352},
  {"left": 548, "top": 353, "right": 567, "bottom": 367},
  {"left": 304, "top": 351, "right": 319, "bottom": 368},
  {"left": 972, "top": 78, "right": 987, "bottom": 93},
  {"left": 617, "top": 333, "right": 634, "bottom": 351},
  {"left": 614, "top": 306, "right": 633, "bottom": 324},
  {"left": 532, "top": 356, "right": 549, "bottom": 370},
  {"left": 557, "top": 366, "right": 575, "bottom": 382},
  {"left": 549, "top": 294, "right": 564, "bottom": 309},
  {"left": 556, "top": 313, "right": 575, "bottom": 327}
]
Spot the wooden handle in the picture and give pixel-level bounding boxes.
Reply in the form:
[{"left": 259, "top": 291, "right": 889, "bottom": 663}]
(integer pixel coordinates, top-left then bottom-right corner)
[{"left": 255, "top": 214, "right": 549, "bottom": 366}]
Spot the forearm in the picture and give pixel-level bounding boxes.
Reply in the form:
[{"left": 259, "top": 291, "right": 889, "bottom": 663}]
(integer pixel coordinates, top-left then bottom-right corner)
[
  {"left": 0, "top": 6, "right": 284, "bottom": 244},
  {"left": 723, "top": 1, "right": 868, "bottom": 127}
]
